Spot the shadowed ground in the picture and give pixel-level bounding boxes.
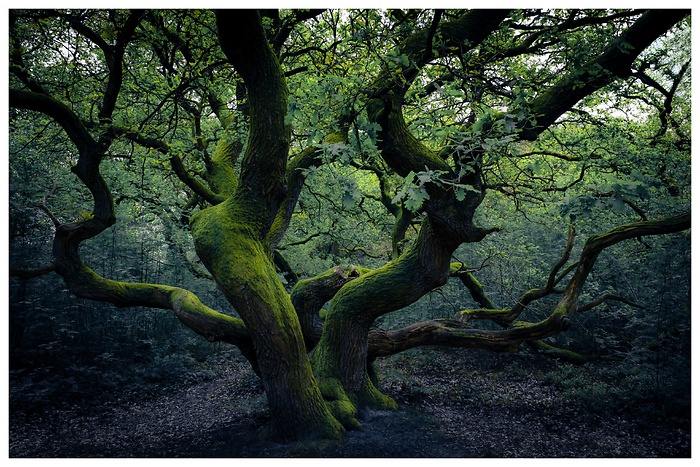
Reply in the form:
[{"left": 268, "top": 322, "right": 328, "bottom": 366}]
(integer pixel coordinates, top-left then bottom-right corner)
[{"left": 9, "top": 349, "right": 690, "bottom": 458}]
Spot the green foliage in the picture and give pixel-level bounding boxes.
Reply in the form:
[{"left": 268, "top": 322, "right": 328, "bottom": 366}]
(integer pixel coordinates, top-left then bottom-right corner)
[{"left": 8, "top": 8, "right": 691, "bottom": 443}]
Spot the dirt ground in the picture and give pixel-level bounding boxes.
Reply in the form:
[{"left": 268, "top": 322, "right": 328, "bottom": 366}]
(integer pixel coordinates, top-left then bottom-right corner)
[{"left": 8, "top": 350, "right": 691, "bottom": 458}]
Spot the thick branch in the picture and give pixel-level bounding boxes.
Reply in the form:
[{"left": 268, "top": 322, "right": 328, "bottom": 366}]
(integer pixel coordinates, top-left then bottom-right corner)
[
  {"left": 521, "top": 9, "right": 689, "bottom": 140},
  {"left": 216, "top": 9, "right": 289, "bottom": 217},
  {"left": 10, "top": 89, "right": 97, "bottom": 155},
  {"left": 290, "top": 265, "right": 364, "bottom": 350},
  {"left": 54, "top": 262, "right": 256, "bottom": 364},
  {"left": 369, "top": 212, "right": 690, "bottom": 358},
  {"left": 368, "top": 10, "right": 510, "bottom": 178}
]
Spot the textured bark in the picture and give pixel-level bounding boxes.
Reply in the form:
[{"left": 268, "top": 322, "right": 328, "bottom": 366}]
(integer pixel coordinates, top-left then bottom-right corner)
[
  {"left": 10, "top": 8, "right": 690, "bottom": 444},
  {"left": 185, "top": 11, "right": 343, "bottom": 441},
  {"left": 311, "top": 219, "right": 456, "bottom": 424},
  {"left": 191, "top": 204, "right": 342, "bottom": 440},
  {"left": 312, "top": 11, "right": 689, "bottom": 415},
  {"left": 290, "top": 265, "right": 363, "bottom": 350}
]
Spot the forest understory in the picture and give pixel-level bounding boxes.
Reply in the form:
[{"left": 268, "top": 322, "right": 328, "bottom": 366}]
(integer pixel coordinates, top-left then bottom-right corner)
[{"left": 9, "top": 347, "right": 690, "bottom": 458}]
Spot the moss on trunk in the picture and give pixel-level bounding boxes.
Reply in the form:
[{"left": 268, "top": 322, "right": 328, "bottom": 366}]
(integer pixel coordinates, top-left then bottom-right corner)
[
  {"left": 191, "top": 196, "right": 343, "bottom": 441},
  {"left": 310, "top": 220, "right": 457, "bottom": 425}
]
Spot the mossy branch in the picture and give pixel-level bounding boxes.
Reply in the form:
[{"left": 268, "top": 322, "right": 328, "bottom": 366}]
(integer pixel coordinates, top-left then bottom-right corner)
[
  {"left": 170, "top": 153, "right": 226, "bottom": 206},
  {"left": 268, "top": 131, "right": 347, "bottom": 250},
  {"left": 369, "top": 212, "right": 690, "bottom": 358},
  {"left": 290, "top": 265, "right": 365, "bottom": 350},
  {"left": 216, "top": 9, "right": 289, "bottom": 217},
  {"left": 52, "top": 262, "right": 257, "bottom": 367},
  {"left": 451, "top": 266, "right": 498, "bottom": 310}
]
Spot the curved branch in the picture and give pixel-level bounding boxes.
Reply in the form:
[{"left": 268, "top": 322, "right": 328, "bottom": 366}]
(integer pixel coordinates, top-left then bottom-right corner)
[
  {"left": 215, "top": 9, "right": 289, "bottom": 214},
  {"left": 11, "top": 88, "right": 116, "bottom": 250},
  {"left": 451, "top": 266, "right": 498, "bottom": 310},
  {"left": 271, "top": 9, "right": 325, "bottom": 56},
  {"left": 169, "top": 153, "right": 225, "bottom": 205},
  {"left": 10, "top": 89, "right": 97, "bottom": 155},
  {"left": 59, "top": 10, "right": 144, "bottom": 125},
  {"left": 578, "top": 293, "right": 645, "bottom": 313},
  {"left": 290, "top": 265, "right": 364, "bottom": 350},
  {"left": 500, "top": 10, "right": 643, "bottom": 59},
  {"left": 369, "top": 212, "right": 690, "bottom": 358},
  {"left": 368, "top": 10, "right": 511, "bottom": 178},
  {"left": 268, "top": 131, "right": 347, "bottom": 250},
  {"left": 513, "top": 149, "right": 600, "bottom": 162},
  {"left": 546, "top": 225, "right": 576, "bottom": 290},
  {"left": 56, "top": 263, "right": 256, "bottom": 365},
  {"left": 521, "top": 9, "right": 689, "bottom": 140}
]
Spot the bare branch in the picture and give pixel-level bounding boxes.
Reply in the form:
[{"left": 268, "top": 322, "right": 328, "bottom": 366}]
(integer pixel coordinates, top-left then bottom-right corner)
[
  {"left": 37, "top": 184, "right": 61, "bottom": 227},
  {"left": 10, "top": 263, "right": 57, "bottom": 280},
  {"left": 546, "top": 225, "right": 576, "bottom": 290},
  {"left": 578, "top": 293, "right": 645, "bottom": 313}
]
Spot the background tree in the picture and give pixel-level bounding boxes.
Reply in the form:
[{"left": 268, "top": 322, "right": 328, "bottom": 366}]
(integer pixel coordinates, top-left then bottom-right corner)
[{"left": 9, "top": 9, "right": 690, "bottom": 443}]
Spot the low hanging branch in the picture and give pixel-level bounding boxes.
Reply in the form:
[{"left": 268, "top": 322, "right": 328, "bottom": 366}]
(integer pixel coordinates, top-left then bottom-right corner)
[
  {"left": 368, "top": 212, "right": 690, "bottom": 358},
  {"left": 10, "top": 263, "right": 57, "bottom": 280},
  {"left": 450, "top": 224, "right": 576, "bottom": 326}
]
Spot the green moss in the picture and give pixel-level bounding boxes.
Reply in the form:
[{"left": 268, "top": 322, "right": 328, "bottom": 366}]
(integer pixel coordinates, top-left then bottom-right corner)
[
  {"left": 191, "top": 196, "right": 350, "bottom": 441},
  {"left": 532, "top": 340, "right": 589, "bottom": 363},
  {"left": 318, "top": 376, "right": 362, "bottom": 430},
  {"left": 190, "top": 201, "right": 272, "bottom": 290},
  {"left": 357, "top": 375, "right": 398, "bottom": 411},
  {"left": 460, "top": 308, "right": 512, "bottom": 318},
  {"left": 208, "top": 138, "right": 241, "bottom": 197}
]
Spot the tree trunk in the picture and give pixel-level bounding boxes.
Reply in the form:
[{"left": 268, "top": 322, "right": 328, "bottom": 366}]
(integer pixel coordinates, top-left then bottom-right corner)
[
  {"left": 183, "top": 10, "right": 346, "bottom": 441},
  {"left": 191, "top": 198, "right": 342, "bottom": 441},
  {"left": 311, "top": 219, "right": 458, "bottom": 425}
]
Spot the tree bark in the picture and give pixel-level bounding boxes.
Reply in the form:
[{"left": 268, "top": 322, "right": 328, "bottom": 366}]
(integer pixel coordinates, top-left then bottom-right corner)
[
  {"left": 311, "top": 219, "right": 458, "bottom": 424},
  {"left": 186, "top": 10, "right": 343, "bottom": 441}
]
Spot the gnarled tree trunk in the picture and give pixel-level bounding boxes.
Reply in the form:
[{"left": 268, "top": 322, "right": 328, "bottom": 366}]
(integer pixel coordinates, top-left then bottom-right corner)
[{"left": 189, "top": 10, "right": 342, "bottom": 441}]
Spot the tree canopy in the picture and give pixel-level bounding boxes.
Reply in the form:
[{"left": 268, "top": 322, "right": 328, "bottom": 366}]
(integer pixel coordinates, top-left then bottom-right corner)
[{"left": 9, "top": 8, "right": 691, "bottom": 442}]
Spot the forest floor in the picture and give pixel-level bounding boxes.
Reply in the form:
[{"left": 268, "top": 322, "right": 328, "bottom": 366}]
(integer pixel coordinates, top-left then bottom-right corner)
[{"left": 9, "top": 348, "right": 691, "bottom": 458}]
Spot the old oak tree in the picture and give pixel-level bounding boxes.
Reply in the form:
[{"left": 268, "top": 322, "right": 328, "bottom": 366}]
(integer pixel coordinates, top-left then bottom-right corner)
[{"left": 9, "top": 9, "right": 690, "bottom": 442}]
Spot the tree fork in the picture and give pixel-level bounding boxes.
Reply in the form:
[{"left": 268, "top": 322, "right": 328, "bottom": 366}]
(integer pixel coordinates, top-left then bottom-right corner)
[
  {"left": 311, "top": 219, "right": 458, "bottom": 421},
  {"left": 185, "top": 10, "right": 344, "bottom": 441}
]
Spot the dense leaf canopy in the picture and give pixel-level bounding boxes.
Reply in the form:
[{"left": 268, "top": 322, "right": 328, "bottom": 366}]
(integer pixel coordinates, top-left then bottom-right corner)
[{"left": 9, "top": 9, "right": 690, "bottom": 442}]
